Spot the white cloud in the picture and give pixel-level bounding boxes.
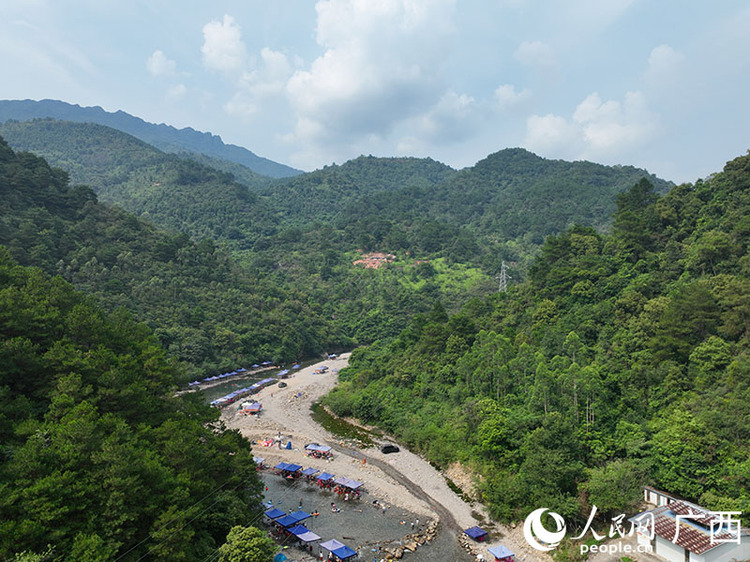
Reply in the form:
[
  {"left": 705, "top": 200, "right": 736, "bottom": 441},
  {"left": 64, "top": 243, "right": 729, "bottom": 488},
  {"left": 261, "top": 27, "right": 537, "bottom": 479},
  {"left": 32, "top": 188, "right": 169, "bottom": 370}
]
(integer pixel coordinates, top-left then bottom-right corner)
[
  {"left": 201, "top": 14, "right": 247, "bottom": 73},
  {"left": 644, "top": 44, "right": 685, "bottom": 87},
  {"left": 415, "top": 90, "right": 480, "bottom": 142},
  {"left": 525, "top": 91, "right": 657, "bottom": 161},
  {"left": 494, "top": 84, "right": 531, "bottom": 109},
  {"left": 224, "top": 93, "right": 258, "bottom": 119},
  {"left": 285, "top": 0, "right": 456, "bottom": 144},
  {"left": 514, "top": 40, "right": 556, "bottom": 71},
  {"left": 165, "top": 83, "right": 186, "bottom": 101},
  {"left": 146, "top": 49, "right": 176, "bottom": 77},
  {"left": 574, "top": 91, "right": 656, "bottom": 154},
  {"left": 525, "top": 113, "right": 581, "bottom": 157},
  {"left": 224, "top": 48, "right": 294, "bottom": 121},
  {"left": 240, "top": 48, "right": 293, "bottom": 98}
]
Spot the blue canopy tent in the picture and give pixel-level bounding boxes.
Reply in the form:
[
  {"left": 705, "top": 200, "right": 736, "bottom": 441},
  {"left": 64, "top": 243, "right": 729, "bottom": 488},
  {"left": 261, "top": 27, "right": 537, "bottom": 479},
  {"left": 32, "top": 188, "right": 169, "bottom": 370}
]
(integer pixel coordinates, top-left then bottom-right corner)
[
  {"left": 274, "top": 462, "right": 291, "bottom": 471},
  {"left": 275, "top": 515, "right": 298, "bottom": 528},
  {"left": 464, "top": 526, "right": 488, "bottom": 541},
  {"left": 332, "top": 545, "right": 357, "bottom": 560},
  {"left": 488, "top": 545, "right": 515, "bottom": 561},
  {"left": 287, "top": 525, "right": 321, "bottom": 543},
  {"left": 264, "top": 508, "right": 286, "bottom": 520},
  {"left": 287, "top": 524, "right": 308, "bottom": 535},
  {"left": 301, "top": 467, "right": 320, "bottom": 476},
  {"left": 317, "top": 472, "right": 335, "bottom": 482},
  {"left": 279, "top": 462, "right": 301, "bottom": 476},
  {"left": 306, "top": 443, "right": 333, "bottom": 459},
  {"left": 288, "top": 510, "right": 311, "bottom": 523}
]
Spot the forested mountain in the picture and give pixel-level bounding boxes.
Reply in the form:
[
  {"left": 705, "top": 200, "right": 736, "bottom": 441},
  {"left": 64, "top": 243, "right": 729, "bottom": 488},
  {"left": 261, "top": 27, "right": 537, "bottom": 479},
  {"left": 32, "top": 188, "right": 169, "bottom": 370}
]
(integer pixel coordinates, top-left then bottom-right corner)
[
  {"left": 0, "top": 98, "right": 301, "bottom": 178},
  {"left": 0, "top": 135, "right": 346, "bottom": 374},
  {"left": 0, "top": 117, "right": 678, "bottom": 377},
  {"left": 0, "top": 119, "right": 276, "bottom": 245},
  {"left": 0, "top": 118, "right": 670, "bottom": 277},
  {"left": 429, "top": 148, "right": 671, "bottom": 243},
  {"left": 2, "top": 96, "right": 748, "bottom": 557},
  {"left": 0, "top": 134, "right": 495, "bottom": 375},
  {"left": 325, "top": 152, "right": 750, "bottom": 530},
  {"left": 0, "top": 247, "right": 266, "bottom": 560},
  {"left": 262, "top": 148, "right": 670, "bottom": 273}
]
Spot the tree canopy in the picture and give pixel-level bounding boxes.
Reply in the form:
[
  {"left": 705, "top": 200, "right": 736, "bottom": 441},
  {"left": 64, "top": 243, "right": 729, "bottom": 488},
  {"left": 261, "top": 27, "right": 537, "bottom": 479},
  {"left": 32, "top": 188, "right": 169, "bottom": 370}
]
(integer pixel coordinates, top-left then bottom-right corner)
[{"left": 325, "top": 152, "right": 750, "bottom": 528}]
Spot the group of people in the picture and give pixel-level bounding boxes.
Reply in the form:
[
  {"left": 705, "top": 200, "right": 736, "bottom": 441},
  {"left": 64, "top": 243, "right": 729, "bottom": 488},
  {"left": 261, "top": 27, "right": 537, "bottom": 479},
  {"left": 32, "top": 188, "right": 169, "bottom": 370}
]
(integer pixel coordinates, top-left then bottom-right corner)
[
  {"left": 307, "top": 449, "right": 334, "bottom": 459},
  {"left": 333, "top": 486, "right": 361, "bottom": 501}
]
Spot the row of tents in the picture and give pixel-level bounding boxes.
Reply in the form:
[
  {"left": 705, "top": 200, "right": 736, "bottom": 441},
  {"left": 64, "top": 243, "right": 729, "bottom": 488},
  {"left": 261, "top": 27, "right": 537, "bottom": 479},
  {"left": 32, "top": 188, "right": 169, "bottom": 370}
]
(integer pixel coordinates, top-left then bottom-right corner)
[
  {"left": 271, "top": 462, "right": 364, "bottom": 492},
  {"left": 264, "top": 508, "right": 357, "bottom": 561},
  {"left": 209, "top": 377, "right": 277, "bottom": 407},
  {"left": 189, "top": 367, "right": 248, "bottom": 386},
  {"left": 189, "top": 361, "right": 277, "bottom": 387}
]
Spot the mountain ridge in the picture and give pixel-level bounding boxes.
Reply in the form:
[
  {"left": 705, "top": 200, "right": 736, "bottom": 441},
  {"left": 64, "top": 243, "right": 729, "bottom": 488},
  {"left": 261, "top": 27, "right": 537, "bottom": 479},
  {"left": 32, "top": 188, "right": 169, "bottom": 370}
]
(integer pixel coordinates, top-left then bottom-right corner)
[{"left": 0, "top": 98, "right": 301, "bottom": 178}]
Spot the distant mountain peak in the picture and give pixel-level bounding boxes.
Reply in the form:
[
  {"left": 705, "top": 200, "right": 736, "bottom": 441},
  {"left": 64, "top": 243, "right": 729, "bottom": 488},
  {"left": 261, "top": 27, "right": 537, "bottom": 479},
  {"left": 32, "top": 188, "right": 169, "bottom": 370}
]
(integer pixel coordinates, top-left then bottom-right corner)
[{"left": 0, "top": 98, "right": 301, "bottom": 178}]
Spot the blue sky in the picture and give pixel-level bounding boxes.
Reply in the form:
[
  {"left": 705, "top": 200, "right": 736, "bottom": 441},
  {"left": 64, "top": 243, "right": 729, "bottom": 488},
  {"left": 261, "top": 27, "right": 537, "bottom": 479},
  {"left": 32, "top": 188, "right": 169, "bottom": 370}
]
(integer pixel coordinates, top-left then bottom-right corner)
[{"left": 1, "top": 0, "right": 749, "bottom": 183}]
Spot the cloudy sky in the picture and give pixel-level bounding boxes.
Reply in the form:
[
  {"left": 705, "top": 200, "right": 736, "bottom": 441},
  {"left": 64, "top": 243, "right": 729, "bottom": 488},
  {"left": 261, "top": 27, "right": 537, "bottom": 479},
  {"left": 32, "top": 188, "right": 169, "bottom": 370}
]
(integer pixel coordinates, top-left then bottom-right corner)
[{"left": 1, "top": 0, "right": 749, "bottom": 182}]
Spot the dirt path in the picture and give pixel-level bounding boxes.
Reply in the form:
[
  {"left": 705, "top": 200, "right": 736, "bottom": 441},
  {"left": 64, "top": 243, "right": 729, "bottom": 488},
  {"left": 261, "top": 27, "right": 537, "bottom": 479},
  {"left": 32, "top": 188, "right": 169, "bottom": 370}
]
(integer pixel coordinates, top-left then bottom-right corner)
[{"left": 221, "top": 353, "right": 545, "bottom": 561}]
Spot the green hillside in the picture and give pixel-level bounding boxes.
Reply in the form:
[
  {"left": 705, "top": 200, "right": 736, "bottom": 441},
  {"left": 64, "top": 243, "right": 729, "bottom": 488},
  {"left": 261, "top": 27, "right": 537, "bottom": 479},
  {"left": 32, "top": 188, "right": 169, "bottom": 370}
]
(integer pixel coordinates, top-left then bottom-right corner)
[
  {"left": 0, "top": 118, "right": 679, "bottom": 367},
  {"left": 0, "top": 119, "right": 275, "bottom": 246},
  {"left": 0, "top": 247, "right": 266, "bottom": 560},
  {"left": 0, "top": 135, "right": 343, "bottom": 374},
  {"left": 0, "top": 99, "right": 301, "bottom": 178},
  {"left": 0, "top": 133, "right": 496, "bottom": 373},
  {"left": 324, "top": 152, "right": 750, "bottom": 528},
  {"left": 431, "top": 148, "right": 671, "bottom": 242},
  {"left": 0, "top": 119, "right": 670, "bottom": 271},
  {"left": 2, "top": 101, "right": 749, "bottom": 555}
]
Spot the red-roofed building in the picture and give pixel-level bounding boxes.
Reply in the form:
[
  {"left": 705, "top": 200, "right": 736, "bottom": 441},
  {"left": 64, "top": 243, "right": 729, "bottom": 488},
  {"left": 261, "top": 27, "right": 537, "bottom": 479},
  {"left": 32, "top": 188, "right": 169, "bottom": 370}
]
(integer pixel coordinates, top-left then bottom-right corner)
[{"left": 635, "top": 493, "right": 749, "bottom": 562}]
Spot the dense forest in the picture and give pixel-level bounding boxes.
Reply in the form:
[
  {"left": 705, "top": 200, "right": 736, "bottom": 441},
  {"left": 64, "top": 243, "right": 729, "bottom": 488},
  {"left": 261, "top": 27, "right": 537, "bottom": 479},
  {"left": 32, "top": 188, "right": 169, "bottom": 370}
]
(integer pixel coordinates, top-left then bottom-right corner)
[
  {"left": 0, "top": 248, "right": 266, "bottom": 560},
  {"left": 324, "top": 154, "right": 750, "bottom": 529},
  {"left": 0, "top": 121, "right": 671, "bottom": 356},
  {"left": 0, "top": 135, "right": 353, "bottom": 377},
  {"left": 0, "top": 133, "right": 498, "bottom": 377},
  {"left": 2, "top": 109, "right": 746, "bottom": 559},
  {"left": 0, "top": 119, "right": 670, "bottom": 276}
]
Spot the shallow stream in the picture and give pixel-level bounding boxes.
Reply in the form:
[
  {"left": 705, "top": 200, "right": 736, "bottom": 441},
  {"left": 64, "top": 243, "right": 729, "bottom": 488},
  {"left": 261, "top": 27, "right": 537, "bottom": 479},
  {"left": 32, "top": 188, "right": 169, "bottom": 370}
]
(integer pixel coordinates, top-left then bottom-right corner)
[{"left": 262, "top": 473, "right": 473, "bottom": 561}]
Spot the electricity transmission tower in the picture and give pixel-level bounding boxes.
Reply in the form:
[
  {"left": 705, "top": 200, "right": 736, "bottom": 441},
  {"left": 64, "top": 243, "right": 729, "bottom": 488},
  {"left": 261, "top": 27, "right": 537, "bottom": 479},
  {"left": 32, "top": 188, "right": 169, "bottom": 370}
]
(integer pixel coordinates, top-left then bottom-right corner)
[{"left": 495, "top": 261, "right": 511, "bottom": 293}]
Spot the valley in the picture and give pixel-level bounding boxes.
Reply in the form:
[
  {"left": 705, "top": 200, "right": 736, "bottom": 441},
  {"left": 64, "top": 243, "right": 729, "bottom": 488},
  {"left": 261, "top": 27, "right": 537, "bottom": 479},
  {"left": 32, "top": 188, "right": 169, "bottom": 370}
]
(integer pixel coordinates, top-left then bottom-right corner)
[{"left": 1, "top": 103, "right": 749, "bottom": 561}]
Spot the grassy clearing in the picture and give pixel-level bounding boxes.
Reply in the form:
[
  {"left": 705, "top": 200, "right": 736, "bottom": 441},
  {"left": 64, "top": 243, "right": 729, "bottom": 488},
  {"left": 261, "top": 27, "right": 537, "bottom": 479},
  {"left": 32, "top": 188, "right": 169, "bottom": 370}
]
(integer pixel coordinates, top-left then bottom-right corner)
[{"left": 310, "top": 402, "right": 375, "bottom": 448}]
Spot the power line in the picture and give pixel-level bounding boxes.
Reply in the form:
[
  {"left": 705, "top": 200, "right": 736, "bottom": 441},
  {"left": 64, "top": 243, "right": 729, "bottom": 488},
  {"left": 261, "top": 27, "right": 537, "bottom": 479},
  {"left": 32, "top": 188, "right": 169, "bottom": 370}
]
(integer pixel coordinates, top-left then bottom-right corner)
[{"left": 495, "top": 261, "right": 511, "bottom": 293}]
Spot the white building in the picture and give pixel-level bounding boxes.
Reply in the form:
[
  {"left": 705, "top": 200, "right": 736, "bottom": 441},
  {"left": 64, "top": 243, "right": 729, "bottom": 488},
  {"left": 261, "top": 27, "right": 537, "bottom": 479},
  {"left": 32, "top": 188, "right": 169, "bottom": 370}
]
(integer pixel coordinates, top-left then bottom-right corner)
[{"left": 635, "top": 491, "right": 750, "bottom": 562}]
